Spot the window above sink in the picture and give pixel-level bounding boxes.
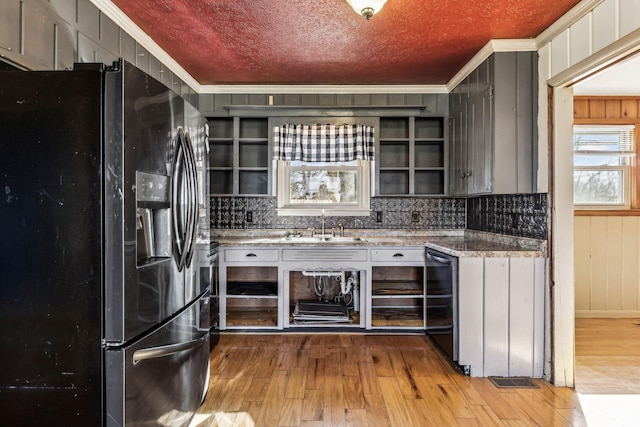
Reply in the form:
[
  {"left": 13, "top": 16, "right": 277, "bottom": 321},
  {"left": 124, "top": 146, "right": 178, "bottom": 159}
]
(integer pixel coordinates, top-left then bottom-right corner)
[
  {"left": 276, "top": 159, "right": 372, "bottom": 216},
  {"left": 273, "top": 119, "right": 376, "bottom": 217}
]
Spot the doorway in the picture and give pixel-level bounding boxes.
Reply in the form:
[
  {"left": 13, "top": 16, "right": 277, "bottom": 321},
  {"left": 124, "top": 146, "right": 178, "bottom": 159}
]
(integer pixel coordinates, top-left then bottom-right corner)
[
  {"left": 548, "top": 36, "right": 640, "bottom": 426},
  {"left": 571, "top": 53, "right": 640, "bottom": 394}
]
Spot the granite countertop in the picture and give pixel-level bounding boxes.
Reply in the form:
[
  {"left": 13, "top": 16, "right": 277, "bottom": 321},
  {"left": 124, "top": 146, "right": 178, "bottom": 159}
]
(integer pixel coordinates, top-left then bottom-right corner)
[{"left": 212, "top": 229, "right": 546, "bottom": 258}]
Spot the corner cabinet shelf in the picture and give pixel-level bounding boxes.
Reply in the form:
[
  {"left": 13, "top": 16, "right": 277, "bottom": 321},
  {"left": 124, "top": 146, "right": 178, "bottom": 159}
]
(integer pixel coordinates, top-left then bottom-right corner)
[
  {"left": 377, "top": 116, "right": 446, "bottom": 195},
  {"left": 207, "top": 117, "right": 270, "bottom": 195}
]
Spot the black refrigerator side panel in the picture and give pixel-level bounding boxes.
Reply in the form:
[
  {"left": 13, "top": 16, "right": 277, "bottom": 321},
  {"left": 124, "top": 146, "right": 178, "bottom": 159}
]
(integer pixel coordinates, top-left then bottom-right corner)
[{"left": 0, "top": 71, "right": 104, "bottom": 425}]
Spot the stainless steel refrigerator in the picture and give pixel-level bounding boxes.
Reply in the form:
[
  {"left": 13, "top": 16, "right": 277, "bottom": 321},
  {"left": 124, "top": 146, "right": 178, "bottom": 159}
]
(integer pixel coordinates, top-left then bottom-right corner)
[{"left": 0, "top": 60, "right": 211, "bottom": 426}]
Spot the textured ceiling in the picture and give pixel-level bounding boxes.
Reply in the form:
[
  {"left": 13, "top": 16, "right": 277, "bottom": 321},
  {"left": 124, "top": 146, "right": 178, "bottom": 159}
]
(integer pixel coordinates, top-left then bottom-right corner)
[{"left": 112, "top": 0, "right": 581, "bottom": 85}]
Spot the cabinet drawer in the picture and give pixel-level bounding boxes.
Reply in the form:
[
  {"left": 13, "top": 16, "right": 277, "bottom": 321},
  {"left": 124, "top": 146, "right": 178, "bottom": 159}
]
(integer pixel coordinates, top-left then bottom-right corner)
[
  {"left": 370, "top": 248, "right": 424, "bottom": 262},
  {"left": 282, "top": 248, "right": 367, "bottom": 262},
  {"left": 224, "top": 249, "right": 279, "bottom": 262}
]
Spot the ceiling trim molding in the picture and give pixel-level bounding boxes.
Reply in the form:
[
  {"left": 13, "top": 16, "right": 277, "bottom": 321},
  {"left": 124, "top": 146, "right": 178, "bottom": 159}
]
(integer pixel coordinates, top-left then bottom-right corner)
[
  {"left": 535, "top": 0, "right": 606, "bottom": 48},
  {"left": 197, "top": 84, "right": 449, "bottom": 95},
  {"left": 445, "top": 39, "right": 537, "bottom": 92},
  {"left": 89, "top": 0, "right": 200, "bottom": 90}
]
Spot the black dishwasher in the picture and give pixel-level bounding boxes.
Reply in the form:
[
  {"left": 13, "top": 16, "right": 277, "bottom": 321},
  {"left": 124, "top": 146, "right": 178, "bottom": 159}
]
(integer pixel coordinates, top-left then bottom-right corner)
[{"left": 425, "top": 248, "right": 458, "bottom": 362}]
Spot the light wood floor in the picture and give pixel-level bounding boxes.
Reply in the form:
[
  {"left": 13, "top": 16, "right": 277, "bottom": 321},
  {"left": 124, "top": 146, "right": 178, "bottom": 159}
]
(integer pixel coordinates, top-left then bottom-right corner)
[
  {"left": 575, "top": 318, "right": 640, "bottom": 394},
  {"left": 193, "top": 333, "right": 586, "bottom": 426}
]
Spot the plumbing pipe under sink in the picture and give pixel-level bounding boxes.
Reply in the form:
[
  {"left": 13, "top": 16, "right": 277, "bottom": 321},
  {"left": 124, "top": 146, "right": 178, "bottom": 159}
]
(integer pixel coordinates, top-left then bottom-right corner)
[{"left": 300, "top": 270, "right": 359, "bottom": 311}]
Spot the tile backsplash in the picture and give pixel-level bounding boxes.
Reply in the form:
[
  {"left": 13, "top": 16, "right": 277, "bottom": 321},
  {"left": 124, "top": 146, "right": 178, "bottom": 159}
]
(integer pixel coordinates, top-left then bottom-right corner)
[
  {"left": 210, "top": 196, "right": 466, "bottom": 230},
  {"left": 210, "top": 193, "right": 548, "bottom": 240},
  {"left": 466, "top": 193, "right": 548, "bottom": 240}
]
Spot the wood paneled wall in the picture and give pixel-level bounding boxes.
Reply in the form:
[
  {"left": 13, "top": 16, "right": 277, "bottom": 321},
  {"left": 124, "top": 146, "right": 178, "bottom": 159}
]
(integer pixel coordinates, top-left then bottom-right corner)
[
  {"left": 575, "top": 216, "right": 640, "bottom": 317},
  {"left": 573, "top": 97, "right": 640, "bottom": 317},
  {"left": 574, "top": 96, "right": 640, "bottom": 121}
]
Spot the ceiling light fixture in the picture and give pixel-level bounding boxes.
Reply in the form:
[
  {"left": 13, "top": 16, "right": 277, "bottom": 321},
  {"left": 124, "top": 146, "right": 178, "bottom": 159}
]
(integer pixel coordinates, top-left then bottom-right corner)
[{"left": 345, "top": 0, "right": 387, "bottom": 20}]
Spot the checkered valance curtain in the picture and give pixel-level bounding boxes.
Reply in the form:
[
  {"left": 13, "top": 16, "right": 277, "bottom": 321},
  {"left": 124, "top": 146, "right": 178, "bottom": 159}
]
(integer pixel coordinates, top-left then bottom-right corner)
[{"left": 273, "top": 123, "right": 375, "bottom": 162}]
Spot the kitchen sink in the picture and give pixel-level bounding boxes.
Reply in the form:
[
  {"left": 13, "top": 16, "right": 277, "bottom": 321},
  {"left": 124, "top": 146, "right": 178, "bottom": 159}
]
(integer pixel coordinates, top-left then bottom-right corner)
[{"left": 279, "top": 234, "right": 367, "bottom": 244}]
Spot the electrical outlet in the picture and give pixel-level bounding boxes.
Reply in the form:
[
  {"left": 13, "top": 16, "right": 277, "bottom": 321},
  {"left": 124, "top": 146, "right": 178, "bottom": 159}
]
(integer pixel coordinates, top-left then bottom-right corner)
[
  {"left": 246, "top": 211, "right": 253, "bottom": 223},
  {"left": 411, "top": 211, "right": 420, "bottom": 222},
  {"left": 375, "top": 211, "right": 383, "bottom": 223}
]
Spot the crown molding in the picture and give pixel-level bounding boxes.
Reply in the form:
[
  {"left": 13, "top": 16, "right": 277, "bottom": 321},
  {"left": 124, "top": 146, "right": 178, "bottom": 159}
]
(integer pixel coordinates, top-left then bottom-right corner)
[
  {"left": 197, "top": 84, "right": 448, "bottom": 95},
  {"left": 89, "top": 0, "right": 200, "bottom": 90},
  {"left": 445, "top": 39, "right": 537, "bottom": 92}
]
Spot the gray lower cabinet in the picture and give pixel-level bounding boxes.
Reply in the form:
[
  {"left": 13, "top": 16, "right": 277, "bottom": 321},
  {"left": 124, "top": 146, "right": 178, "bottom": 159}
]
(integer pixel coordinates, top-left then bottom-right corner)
[
  {"left": 282, "top": 248, "right": 368, "bottom": 329},
  {"left": 449, "top": 51, "right": 537, "bottom": 195},
  {"left": 218, "top": 245, "right": 546, "bottom": 379},
  {"left": 368, "top": 248, "right": 426, "bottom": 329},
  {"left": 457, "top": 256, "right": 546, "bottom": 377},
  {"left": 219, "top": 248, "right": 281, "bottom": 329}
]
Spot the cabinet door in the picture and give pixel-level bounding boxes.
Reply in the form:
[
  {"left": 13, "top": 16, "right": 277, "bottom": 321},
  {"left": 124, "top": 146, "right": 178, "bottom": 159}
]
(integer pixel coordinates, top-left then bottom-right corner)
[
  {"left": 449, "top": 106, "right": 467, "bottom": 195},
  {"left": 466, "top": 89, "right": 493, "bottom": 194},
  {"left": 0, "top": 0, "right": 20, "bottom": 59}
]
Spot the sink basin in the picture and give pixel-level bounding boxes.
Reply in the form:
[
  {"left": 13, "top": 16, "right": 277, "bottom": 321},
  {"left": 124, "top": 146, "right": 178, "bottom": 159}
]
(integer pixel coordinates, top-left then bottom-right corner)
[
  {"left": 279, "top": 235, "right": 367, "bottom": 244},
  {"left": 325, "top": 236, "right": 368, "bottom": 242}
]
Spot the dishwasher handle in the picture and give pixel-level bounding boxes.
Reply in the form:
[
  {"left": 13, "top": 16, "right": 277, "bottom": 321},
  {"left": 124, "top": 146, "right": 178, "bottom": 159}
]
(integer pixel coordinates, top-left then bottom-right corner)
[{"left": 426, "top": 251, "right": 451, "bottom": 265}]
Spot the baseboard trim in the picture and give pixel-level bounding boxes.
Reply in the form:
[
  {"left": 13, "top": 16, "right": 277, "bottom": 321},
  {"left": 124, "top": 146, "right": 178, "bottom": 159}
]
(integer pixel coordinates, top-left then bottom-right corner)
[{"left": 575, "top": 310, "right": 640, "bottom": 318}]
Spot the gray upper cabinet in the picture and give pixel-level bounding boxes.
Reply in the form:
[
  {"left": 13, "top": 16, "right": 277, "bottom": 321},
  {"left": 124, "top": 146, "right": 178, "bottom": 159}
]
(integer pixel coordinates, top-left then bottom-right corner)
[
  {"left": 449, "top": 52, "right": 537, "bottom": 195},
  {"left": 0, "top": 0, "right": 20, "bottom": 59},
  {"left": 378, "top": 116, "right": 446, "bottom": 195},
  {"left": 208, "top": 116, "right": 270, "bottom": 195}
]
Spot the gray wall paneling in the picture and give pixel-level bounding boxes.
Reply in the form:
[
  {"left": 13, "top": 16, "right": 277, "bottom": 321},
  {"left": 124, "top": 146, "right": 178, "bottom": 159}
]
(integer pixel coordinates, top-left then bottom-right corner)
[
  {"left": 198, "top": 93, "right": 449, "bottom": 117},
  {"left": 0, "top": 0, "right": 198, "bottom": 107},
  {"left": 120, "top": 31, "right": 137, "bottom": 65},
  {"left": 0, "top": 1, "right": 21, "bottom": 58}
]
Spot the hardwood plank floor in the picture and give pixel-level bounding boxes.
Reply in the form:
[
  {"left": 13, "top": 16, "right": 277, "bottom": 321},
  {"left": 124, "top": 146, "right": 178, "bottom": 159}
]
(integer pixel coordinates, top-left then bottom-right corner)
[
  {"left": 193, "top": 333, "right": 587, "bottom": 426},
  {"left": 573, "top": 318, "right": 640, "bottom": 427},
  {"left": 575, "top": 318, "right": 640, "bottom": 394}
]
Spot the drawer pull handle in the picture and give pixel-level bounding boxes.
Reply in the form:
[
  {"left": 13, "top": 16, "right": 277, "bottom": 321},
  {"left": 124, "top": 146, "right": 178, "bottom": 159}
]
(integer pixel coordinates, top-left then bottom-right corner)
[
  {"left": 392, "top": 253, "right": 404, "bottom": 258},
  {"left": 246, "top": 253, "right": 257, "bottom": 257}
]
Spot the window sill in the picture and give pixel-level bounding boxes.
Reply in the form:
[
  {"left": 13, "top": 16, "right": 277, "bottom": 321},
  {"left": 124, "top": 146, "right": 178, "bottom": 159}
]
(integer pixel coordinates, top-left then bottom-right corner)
[{"left": 574, "top": 209, "right": 640, "bottom": 216}]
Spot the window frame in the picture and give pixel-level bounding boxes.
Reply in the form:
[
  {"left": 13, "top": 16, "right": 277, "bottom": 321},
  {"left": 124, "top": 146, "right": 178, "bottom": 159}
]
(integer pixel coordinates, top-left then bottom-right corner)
[
  {"left": 275, "top": 159, "right": 372, "bottom": 216},
  {"left": 572, "top": 122, "right": 638, "bottom": 211}
]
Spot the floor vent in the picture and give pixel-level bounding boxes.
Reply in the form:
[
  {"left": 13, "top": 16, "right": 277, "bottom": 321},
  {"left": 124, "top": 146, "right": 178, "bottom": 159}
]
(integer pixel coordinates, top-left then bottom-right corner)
[{"left": 489, "top": 377, "right": 538, "bottom": 389}]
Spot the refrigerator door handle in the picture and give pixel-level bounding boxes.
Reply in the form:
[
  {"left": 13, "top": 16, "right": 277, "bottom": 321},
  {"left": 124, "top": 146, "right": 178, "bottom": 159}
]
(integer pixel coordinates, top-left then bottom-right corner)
[
  {"left": 183, "top": 131, "right": 199, "bottom": 269},
  {"left": 132, "top": 332, "right": 208, "bottom": 364},
  {"left": 171, "top": 129, "right": 191, "bottom": 271}
]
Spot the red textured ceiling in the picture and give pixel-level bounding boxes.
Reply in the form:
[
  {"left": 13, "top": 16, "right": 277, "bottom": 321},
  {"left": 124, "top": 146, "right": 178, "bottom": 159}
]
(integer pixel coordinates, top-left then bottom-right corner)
[{"left": 112, "top": 0, "right": 581, "bottom": 85}]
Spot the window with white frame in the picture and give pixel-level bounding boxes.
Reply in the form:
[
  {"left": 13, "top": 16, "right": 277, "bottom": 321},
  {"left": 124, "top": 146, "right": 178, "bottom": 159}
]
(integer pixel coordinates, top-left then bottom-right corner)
[
  {"left": 573, "top": 124, "right": 635, "bottom": 209},
  {"left": 273, "top": 123, "right": 375, "bottom": 216}
]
